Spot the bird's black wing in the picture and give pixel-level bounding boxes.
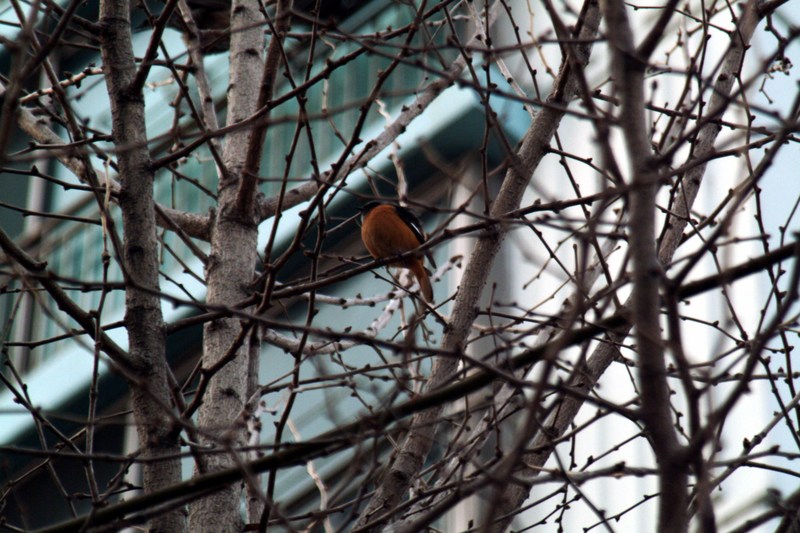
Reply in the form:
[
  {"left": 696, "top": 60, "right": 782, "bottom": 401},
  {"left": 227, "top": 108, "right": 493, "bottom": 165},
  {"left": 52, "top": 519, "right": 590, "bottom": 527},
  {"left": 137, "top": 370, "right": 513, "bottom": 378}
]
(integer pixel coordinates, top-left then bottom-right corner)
[
  {"left": 395, "top": 205, "right": 425, "bottom": 245},
  {"left": 396, "top": 205, "right": 437, "bottom": 269}
]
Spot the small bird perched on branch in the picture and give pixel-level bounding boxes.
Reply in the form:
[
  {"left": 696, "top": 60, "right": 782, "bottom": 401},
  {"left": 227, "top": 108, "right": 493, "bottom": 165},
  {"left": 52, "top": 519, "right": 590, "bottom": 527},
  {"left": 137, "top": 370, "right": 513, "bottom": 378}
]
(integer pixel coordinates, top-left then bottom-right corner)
[{"left": 359, "top": 201, "right": 435, "bottom": 303}]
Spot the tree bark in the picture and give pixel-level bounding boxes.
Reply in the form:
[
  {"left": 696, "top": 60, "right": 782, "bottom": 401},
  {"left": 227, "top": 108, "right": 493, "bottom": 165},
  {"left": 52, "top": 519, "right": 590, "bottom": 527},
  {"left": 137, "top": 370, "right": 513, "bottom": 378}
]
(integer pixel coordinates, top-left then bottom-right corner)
[
  {"left": 187, "top": 0, "right": 265, "bottom": 530},
  {"left": 99, "top": 0, "right": 185, "bottom": 530},
  {"left": 604, "top": 0, "right": 687, "bottom": 528}
]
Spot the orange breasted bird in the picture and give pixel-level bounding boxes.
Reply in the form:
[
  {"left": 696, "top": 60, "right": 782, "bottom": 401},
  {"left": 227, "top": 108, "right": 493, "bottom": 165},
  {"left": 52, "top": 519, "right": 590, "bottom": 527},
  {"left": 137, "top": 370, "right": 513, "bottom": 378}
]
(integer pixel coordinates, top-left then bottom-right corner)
[{"left": 359, "top": 201, "right": 435, "bottom": 302}]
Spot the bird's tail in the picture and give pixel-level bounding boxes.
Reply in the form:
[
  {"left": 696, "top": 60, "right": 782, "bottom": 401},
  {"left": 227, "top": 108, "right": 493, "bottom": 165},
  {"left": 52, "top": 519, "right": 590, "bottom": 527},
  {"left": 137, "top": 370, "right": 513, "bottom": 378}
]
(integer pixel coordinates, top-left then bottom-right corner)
[{"left": 409, "top": 260, "right": 433, "bottom": 303}]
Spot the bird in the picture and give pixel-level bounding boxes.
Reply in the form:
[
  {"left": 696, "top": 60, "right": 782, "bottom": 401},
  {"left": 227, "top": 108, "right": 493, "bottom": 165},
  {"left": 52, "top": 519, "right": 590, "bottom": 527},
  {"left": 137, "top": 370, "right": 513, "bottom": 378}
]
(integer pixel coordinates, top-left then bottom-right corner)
[{"left": 359, "top": 201, "right": 434, "bottom": 303}]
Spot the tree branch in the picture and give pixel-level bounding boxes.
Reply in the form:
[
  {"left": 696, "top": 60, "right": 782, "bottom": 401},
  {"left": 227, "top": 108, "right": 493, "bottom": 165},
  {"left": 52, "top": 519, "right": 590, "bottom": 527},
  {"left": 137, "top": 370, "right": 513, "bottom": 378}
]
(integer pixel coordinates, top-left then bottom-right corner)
[
  {"left": 32, "top": 234, "right": 800, "bottom": 533},
  {"left": 235, "top": 0, "right": 293, "bottom": 219},
  {"left": 604, "top": 0, "right": 686, "bottom": 529},
  {"left": 5, "top": 81, "right": 213, "bottom": 242},
  {"left": 354, "top": 0, "right": 602, "bottom": 528},
  {"left": 187, "top": 0, "right": 265, "bottom": 529},
  {"left": 99, "top": 0, "right": 185, "bottom": 528},
  {"left": 487, "top": 0, "right": 788, "bottom": 529}
]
